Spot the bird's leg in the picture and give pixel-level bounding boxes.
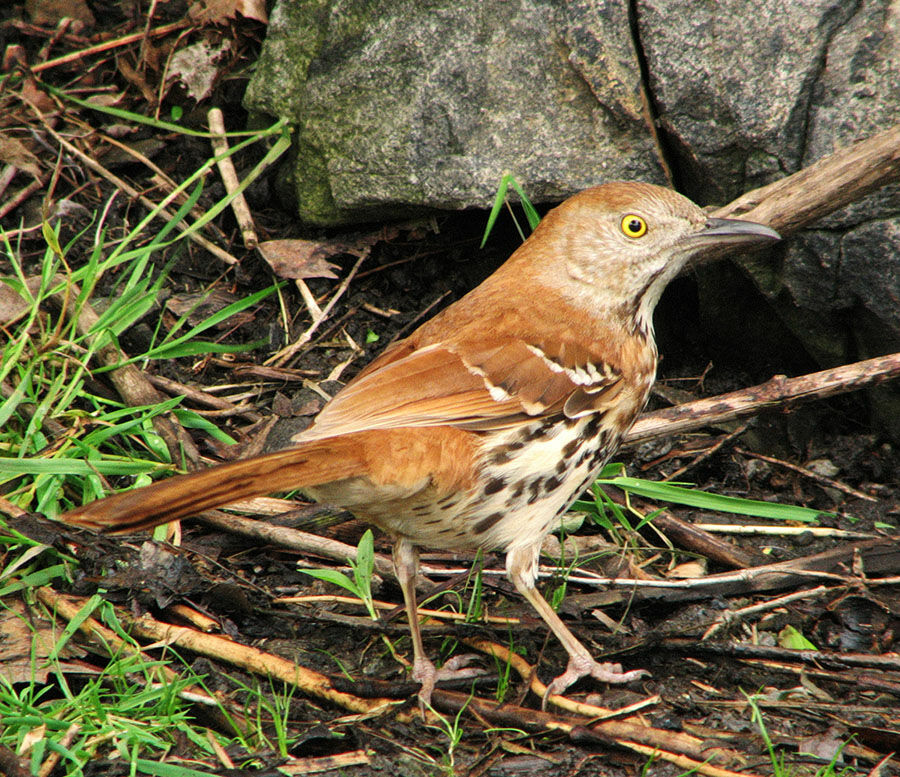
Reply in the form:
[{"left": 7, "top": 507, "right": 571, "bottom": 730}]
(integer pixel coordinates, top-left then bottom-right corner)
[
  {"left": 392, "top": 537, "right": 481, "bottom": 711},
  {"left": 505, "top": 545, "right": 649, "bottom": 708}
]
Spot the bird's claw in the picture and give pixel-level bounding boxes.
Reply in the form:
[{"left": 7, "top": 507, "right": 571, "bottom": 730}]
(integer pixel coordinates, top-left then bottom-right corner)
[
  {"left": 542, "top": 654, "right": 649, "bottom": 709},
  {"left": 414, "top": 654, "right": 485, "bottom": 713}
]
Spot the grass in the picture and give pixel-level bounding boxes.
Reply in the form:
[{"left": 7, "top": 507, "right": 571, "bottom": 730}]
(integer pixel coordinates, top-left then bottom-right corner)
[
  {"left": 0, "top": 605, "right": 215, "bottom": 774},
  {"left": 0, "top": 103, "right": 297, "bottom": 770},
  {"left": 1, "top": 114, "right": 289, "bottom": 517}
]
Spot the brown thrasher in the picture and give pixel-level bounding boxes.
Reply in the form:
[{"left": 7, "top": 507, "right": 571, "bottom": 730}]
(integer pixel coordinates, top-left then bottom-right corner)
[{"left": 62, "top": 182, "right": 779, "bottom": 706}]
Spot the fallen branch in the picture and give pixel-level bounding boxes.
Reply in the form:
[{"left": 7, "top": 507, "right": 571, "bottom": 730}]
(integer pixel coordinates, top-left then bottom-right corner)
[
  {"left": 559, "top": 538, "right": 899, "bottom": 607},
  {"left": 626, "top": 352, "right": 900, "bottom": 445},
  {"left": 713, "top": 122, "right": 900, "bottom": 234}
]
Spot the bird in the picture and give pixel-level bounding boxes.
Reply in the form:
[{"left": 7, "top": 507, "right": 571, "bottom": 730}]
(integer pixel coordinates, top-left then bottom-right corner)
[{"left": 62, "top": 182, "right": 780, "bottom": 708}]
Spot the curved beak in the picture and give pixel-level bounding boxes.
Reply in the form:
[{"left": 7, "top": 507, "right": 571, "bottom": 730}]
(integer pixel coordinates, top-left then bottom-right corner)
[{"left": 695, "top": 217, "right": 781, "bottom": 244}]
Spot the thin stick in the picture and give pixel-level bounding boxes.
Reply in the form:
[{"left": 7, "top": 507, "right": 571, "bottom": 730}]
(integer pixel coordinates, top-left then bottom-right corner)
[
  {"left": 27, "top": 108, "right": 239, "bottom": 265},
  {"left": 53, "top": 282, "right": 201, "bottom": 468},
  {"left": 713, "top": 123, "right": 900, "bottom": 235},
  {"left": 30, "top": 20, "right": 190, "bottom": 73},
  {"left": 734, "top": 447, "right": 877, "bottom": 502},
  {"left": 268, "top": 251, "right": 369, "bottom": 366},
  {"left": 208, "top": 107, "right": 258, "bottom": 249},
  {"left": 691, "top": 524, "right": 878, "bottom": 539},
  {"left": 125, "top": 609, "right": 395, "bottom": 714},
  {"left": 701, "top": 585, "right": 834, "bottom": 639},
  {"left": 277, "top": 593, "right": 521, "bottom": 625}
]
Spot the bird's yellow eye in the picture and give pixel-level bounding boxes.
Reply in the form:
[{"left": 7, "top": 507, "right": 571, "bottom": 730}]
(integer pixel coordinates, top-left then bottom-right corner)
[{"left": 621, "top": 214, "right": 648, "bottom": 238}]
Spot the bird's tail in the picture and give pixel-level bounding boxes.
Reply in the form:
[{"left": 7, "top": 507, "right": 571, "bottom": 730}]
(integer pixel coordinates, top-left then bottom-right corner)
[{"left": 61, "top": 438, "right": 367, "bottom": 534}]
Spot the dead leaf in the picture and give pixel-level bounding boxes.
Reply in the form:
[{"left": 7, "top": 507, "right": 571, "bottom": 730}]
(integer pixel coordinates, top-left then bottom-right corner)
[
  {"left": 257, "top": 239, "right": 344, "bottom": 280},
  {"left": 188, "top": 0, "right": 268, "bottom": 24},
  {"left": 85, "top": 92, "right": 125, "bottom": 108},
  {"left": 0, "top": 596, "right": 85, "bottom": 684},
  {"left": 665, "top": 560, "right": 707, "bottom": 579},
  {"left": 165, "top": 289, "right": 254, "bottom": 329},
  {"left": 0, "top": 277, "right": 43, "bottom": 325},
  {"left": 169, "top": 39, "right": 232, "bottom": 101},
  {"left": 798, "top": 727, "right": 845, "bottom": 762},
  {"left": 20, "top": 78, "right": 57, "bottom": 116},
  {"left": 260, "top": 224, "right": 421, "bottom": 280},
  {"left": 25, "top": 0, "right": 95, "bottom": 28},
  {"left": 0, "top": 136, "right": 41, "bottom": 177}
]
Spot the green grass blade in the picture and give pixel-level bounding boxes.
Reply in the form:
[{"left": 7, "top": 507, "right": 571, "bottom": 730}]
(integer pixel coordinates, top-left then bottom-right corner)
[
  {"left": 480, "top": 174, "right": 511, "bottom": 248},
  {"left": 508, "top": 178, "right": 541, "bottom": 231},
  {"left": 599, "top": 476, "right": 828, "bottom": 523}
]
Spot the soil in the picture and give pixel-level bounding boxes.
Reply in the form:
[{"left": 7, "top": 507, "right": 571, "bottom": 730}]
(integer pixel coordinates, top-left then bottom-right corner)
[{"left": 2, "top": 3, "right": 899, "bottom": 776}]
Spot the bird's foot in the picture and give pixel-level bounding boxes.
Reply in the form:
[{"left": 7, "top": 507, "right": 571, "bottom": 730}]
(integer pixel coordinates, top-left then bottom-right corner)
[
  {"left": 414, "top": 654, "right": 484, "bottom": 712},
  {"left": 542, "top": 654, "right": 649, "bottom": 709}
]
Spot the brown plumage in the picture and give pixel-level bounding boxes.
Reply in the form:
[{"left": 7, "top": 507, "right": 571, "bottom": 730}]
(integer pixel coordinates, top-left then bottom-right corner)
[{"left": 62, "top": 182, "right": 780, "bottom": 707}]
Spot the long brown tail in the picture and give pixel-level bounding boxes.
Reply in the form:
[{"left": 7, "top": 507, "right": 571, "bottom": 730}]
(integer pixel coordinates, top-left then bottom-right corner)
[{"left": 61, "top": 438, "right": 368, "bottom": 534}]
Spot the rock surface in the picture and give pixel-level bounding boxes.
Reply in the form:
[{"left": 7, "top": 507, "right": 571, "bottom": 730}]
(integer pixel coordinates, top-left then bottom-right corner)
[
  {"left": 245, "top": 0, "right": 900, "bottom": 431},
  {"left": 244, "top": 0, "right": 668, "bottom": 224}
]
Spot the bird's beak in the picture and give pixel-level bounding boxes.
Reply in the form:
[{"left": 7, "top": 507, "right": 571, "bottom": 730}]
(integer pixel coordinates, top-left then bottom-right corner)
[{"left": 695, "top": 217, "right": 781, "bottom": 244}]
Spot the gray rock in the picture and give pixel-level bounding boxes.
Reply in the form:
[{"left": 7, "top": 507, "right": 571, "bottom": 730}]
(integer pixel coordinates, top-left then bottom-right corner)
[
  {"left": 638, "top": 0, "right": 860, "bottom": 203},
  {"left": 245, "top": 0, "right": 667, "bottom": 225},
  {"left": 637, "top": 0, "right": 899, "bottom": 410},
  {"left": 245, "top": 0, "right": 900, "bottom": 427}
]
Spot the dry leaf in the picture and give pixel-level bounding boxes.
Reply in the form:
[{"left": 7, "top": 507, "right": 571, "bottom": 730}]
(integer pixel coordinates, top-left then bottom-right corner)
[
  {"left": 664, "top": 560, "right": 707, "bottom": 578},
  {"left": 20, "top": 78, "right": 57, "bottom": 115},
  {"left": 0, "top": 136, "right": 41, "bottom": 177},
  {"left": 0, "top": 597, "right": 85, "bottom": 684},
  {"left": 188, "top": 0, "right": 268, "bottom": 24},
  {"left": 165, "top": 289, "right": 254, "bottom": 328},
  {"left": 798, "top": 727, "right": 845, "bottom": 761},
  {"left": 261, "top": 224, "right": 420, "bottom": 280},
  {"left": 25, "top": 0, "right": 95, "bottom": 28},
  {"left": 257, "top": 239, "right": 345, "bottom": 280},
  {"left": 169, "top": 39, "right": 232, "bottom": 101},
  {"left": 0, "top": 277, "right": 43, "bottom": 325}
]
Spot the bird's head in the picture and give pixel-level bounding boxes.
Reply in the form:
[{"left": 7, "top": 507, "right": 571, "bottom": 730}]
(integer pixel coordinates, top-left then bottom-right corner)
[{"left": 521, "top": 182, "right": 780, "bottom": 337}]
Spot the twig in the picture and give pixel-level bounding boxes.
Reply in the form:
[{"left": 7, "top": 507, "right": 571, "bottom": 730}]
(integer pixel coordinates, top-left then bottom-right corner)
[
  {"left": 30, "top": 20, "right": 190, "bottom": 74},
  {"left": 36, "top": 723, "right": 79, "bottom": 777},
  {"left": 208, "top": 107, "right": 257, "bottom": 249},
  {"left": 0, "top": 164, "right": 18, "bottom": 198},
  {"left": 662, "top": 423, "right": 749, "bottom": 481},
  {"left": 552, "top": 538, "right": 899, "bottom": 605},
  {"left": 648, "top": 510, "right": 759, "bottom": 569},
  {"left": 268, "top": 251, "right": 370, "bottom": 366},
  {"left": 146, "top": 373, "right": 262, "bottom": 422},
  {"left": 734, "top": 446, "right": 877, "bottom": 502},
  {"left": 626, "top": 353, "right": 900, "bottom": 445},
  {"left": 701, "top": 585, "right": 834, "bottom": 639},
  {"left": 451, "top": 642, "right": 756, "bottom": 774},
  {"left": 195, "top": 508, "right": 396, "bottom": 579},
  {"left": 690, "top": 524, "right": 879, "bottom": 540},
  {"left": 293, "top": 277, "right": 324, "bottom": 322},
  {"left": 124, "top": 609, "right": 395, "bottom": 714},
  {"left": 276, "top": 593, "right": 521, "bottom": 625},
  {"left": 50, "top": 279, "right": 201, "bottom": 468},
  {"left": 0, "top": 175, "right": 45, "bottom": 219},
  {"left": 24, "top": 102, "right": 239, "bottom": 265},
  {"left": 33, "top": 587, "right": 212, "bottom": 703},
  {"left": 713, "top": 123, "right": 900, "bottom": 234},
  {"left": 666, "top": 638, "right": 900, "bottom": 672}
]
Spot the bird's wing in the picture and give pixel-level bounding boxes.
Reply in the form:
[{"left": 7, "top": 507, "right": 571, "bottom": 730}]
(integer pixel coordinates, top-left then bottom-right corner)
[{"left": 297, "top": 337, "right": 625, "bottom": 440}]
